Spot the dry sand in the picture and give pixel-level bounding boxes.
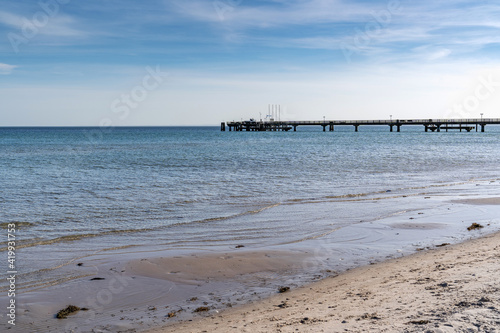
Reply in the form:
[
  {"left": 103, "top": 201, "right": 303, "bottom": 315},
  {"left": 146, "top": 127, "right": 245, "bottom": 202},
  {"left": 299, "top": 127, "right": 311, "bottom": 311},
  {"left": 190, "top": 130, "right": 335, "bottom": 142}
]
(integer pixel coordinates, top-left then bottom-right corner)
[{"left": 147, "top": 231, "right": 500, "bottom": 333}]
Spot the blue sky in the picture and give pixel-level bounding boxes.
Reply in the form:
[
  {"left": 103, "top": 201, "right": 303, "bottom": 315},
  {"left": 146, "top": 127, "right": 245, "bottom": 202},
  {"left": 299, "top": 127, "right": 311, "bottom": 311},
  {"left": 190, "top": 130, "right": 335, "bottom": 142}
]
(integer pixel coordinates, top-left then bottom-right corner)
[{"left": 1, "top": 0, "right": 500, "bottom": 125}]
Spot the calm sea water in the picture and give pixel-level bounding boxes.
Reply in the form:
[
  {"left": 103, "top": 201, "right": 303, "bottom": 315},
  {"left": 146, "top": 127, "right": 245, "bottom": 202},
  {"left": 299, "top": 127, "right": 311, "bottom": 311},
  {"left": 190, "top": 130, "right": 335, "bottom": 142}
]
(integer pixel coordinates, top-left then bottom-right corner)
[{"left": 1, "top": 125, "right": 500, "bottom": 292}]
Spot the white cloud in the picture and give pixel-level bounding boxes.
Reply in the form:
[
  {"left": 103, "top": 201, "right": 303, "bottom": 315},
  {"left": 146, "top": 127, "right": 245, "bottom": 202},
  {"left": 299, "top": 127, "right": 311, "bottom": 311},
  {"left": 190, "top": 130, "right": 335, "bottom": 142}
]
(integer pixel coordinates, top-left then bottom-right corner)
[
  {"left": 0, "top": 10, "right": 85, "bottom": 38},
  {"left": 0, "top": 10, "right": 21, "bottom": 27},
  {"left": 411, "top": 46, "right": 452, "bottom": 61},
  {"left": 165, "top": 1, "right": 500, "bottom": 65},
  {"left": 0, "top": 63, "right": 17, "bottom": 75},
  {"left": 429, "top": 49, "right": 451, "bottom": 60},
  {"left": 166, "top": 0, "right": 386, "bottom": 28}
]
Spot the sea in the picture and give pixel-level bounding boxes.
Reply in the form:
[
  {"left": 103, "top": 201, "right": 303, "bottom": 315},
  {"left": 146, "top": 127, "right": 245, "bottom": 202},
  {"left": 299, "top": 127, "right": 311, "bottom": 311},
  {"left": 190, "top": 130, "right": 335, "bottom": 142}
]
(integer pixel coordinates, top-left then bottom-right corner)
[{"left": 1, "top": 125, "right": 500, "bottom": 322}]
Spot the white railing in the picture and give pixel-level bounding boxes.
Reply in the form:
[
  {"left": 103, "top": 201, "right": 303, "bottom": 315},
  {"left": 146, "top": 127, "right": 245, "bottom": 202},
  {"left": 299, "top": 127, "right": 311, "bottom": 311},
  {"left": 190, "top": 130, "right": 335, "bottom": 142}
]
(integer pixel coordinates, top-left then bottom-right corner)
[{"left": 227, "top": 118, "right": 500, "bottom": 125}]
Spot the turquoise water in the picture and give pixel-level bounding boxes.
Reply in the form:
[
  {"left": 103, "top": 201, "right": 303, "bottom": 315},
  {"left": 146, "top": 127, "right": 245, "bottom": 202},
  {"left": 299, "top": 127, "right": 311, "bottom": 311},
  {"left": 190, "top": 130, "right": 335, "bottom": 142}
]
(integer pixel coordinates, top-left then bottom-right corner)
[{"left": 1, "top": 126, "right": 500, "bottom": 292}]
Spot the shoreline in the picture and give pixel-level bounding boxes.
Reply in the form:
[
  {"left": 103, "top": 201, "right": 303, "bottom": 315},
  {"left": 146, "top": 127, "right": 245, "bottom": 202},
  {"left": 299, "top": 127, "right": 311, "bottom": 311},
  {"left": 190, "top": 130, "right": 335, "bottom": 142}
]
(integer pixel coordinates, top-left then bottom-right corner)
[
  {"left": 147, "top": 230, "right": 500, "bottom": 333},
  {"left": 3, "top": 195, "right": 500, "bottom": 332}
]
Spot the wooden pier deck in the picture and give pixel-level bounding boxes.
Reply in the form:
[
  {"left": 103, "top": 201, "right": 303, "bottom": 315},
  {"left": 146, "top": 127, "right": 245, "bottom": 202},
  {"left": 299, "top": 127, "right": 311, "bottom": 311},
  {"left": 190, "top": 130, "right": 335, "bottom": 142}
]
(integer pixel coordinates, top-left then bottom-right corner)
[{"left": 222, "top": 118, "right": 500, "bottom": 132}]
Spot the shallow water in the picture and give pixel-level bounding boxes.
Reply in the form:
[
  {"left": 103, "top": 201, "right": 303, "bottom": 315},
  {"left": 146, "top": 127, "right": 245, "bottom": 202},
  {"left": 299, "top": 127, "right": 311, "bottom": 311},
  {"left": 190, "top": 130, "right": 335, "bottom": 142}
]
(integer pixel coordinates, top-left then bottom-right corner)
[{"left": 1, "top": 126, "right": 500, "bottom": 332}]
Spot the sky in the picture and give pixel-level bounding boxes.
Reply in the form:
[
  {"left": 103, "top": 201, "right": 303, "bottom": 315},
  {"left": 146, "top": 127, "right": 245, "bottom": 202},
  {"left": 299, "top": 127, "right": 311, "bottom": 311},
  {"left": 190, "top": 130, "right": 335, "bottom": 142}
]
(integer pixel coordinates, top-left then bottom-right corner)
[{"left": 1, "top": 0, "right": 500, "bottom": 126}]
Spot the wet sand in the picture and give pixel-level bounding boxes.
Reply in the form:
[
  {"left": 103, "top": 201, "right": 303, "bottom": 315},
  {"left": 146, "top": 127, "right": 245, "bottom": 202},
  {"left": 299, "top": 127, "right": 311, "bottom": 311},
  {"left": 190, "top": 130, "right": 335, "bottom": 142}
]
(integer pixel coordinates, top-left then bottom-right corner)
[
  {"left": 147, "top": 231, "right": 500, "bottom": 333},
  {"left": 126, "top": 250, "right": 309, "bottom": 284},
  {"left": 5, "top": 249, "right": 313, "bottom": 333},
  {"left": 453, "top": 197, "right": 500, "bottom": 205},
  {"left": 4, "top": 194, "right": 500, "bottom": 332}
]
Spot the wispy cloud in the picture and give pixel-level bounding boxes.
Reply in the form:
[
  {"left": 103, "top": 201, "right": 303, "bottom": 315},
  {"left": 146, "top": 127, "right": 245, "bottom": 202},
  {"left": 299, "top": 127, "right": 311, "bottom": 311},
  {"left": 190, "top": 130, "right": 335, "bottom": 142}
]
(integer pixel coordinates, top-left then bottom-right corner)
[
  {"left": 0, "top": 10, "right": 85, "bottom": 38},
  {"left": 163, "top": 0, "right": 500, "bottom": 64},
  {"left": 168, "top": 0, "right": 378, "bottom": 26},
  {"left": 411, "top": 46, "right": 452, "bottom": 61},
  {"left": 0, "top": 10, "right": 21, "bottom": 27},
  {"left": 0, "top": 63, "right": 17, "bottom": 74}
]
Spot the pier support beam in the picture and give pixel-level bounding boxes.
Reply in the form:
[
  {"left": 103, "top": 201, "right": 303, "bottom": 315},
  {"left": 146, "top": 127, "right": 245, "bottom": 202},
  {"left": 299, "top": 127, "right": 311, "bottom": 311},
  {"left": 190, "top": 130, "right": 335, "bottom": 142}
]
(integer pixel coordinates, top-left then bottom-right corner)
[
  {"left": 293, "top": 125, "right": 297, "bottom": 132},
  {"left": 397, "top": 125, "right": 401, "bottom": 132},
  {"left": 354, "top": 125, "right": 359, "bottom": 132},
  {"left": 322, "top": 125, "right": 326, "bottom": 132},
  {"left": 390, "top": 125, "right": 393, "bottom": 132},
  {"left": 329, "top": 123, "right": 334, "bottom": 132},
  {"left": 481, "top": 124, "right": 485, "bottom": 132},
  {"left": 221, "top": 122, "right": 226, "bottom": 131},
  {"left": 425, "top": 125, "right": 428, "bottom": 132}
]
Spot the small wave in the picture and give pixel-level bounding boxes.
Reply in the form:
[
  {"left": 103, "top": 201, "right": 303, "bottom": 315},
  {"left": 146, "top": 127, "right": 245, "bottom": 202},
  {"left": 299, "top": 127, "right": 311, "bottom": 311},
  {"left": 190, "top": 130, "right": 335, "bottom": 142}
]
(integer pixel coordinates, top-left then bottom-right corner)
[
  {"left": 280, "top": 227, "right": 342, "bottom": 245},
  {"left": 0, "top": 227, "right": 156, "bottom": 251},
  {"left": 324, "top": 191, "right": 387, "bottom": 200},
  {"left": 99, "top": 244, "right": 139, "bottom": 252},
  {"left": 0, "top": 221, "right": 36, "bottom": 229},
  {"left": 171, "top": 203, "right": 283, "bottom": 226},
  {"left": 0, "top": 273, "right": 95, "bottom": 293},
  {"left": 0, "top": 203, "right": 284, "bottom": 251},
  {"left": 283, "top": 179, "right": 488, "bottom": 206}
]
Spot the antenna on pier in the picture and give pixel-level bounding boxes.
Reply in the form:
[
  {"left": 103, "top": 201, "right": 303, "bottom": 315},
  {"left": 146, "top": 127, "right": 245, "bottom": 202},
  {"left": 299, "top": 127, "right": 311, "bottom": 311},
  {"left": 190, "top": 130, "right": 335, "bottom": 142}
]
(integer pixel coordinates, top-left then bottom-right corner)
[{"left": 266, "top": 104, "right": 285, "bottom": 122}]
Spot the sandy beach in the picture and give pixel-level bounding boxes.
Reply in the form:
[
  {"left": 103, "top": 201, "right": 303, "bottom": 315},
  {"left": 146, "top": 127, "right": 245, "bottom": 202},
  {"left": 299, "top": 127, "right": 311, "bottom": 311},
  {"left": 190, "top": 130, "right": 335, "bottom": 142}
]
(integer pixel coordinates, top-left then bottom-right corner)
[{"left": 147, "top": 230, "right": 500, "bottom": 333}]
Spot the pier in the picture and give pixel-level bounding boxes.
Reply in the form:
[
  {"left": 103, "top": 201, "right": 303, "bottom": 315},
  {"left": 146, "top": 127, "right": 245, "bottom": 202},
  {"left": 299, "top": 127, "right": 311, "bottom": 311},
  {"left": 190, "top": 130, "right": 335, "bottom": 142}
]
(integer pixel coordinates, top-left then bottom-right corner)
[{"left": 222, "top": 118, "right": 500, "bottom": 132}]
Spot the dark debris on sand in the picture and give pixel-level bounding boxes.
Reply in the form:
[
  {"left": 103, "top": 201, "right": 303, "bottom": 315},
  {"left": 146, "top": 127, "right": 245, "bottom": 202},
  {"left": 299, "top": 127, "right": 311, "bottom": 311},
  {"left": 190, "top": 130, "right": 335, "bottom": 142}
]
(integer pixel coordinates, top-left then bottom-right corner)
[
  {"left": 278, "top": 286, "right": 290, "bottom": 293},
  {"left": 193, "top": 307, "right": 210, "bottom": 313},
  {"left": 467, "top": 223, "right": 484, "bottom": 231},
  {"left": 407, "top": 319, "right": 430, "bottom": 325},
  {"left": 56, "top": 305, "right": 83, "bottom": 319}
]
